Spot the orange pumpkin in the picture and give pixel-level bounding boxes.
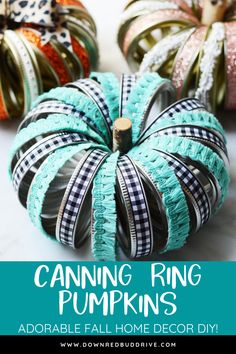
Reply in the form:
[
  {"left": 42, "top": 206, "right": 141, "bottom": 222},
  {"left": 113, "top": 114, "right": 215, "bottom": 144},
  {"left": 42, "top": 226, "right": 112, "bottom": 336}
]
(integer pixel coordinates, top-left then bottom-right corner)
[{"left": 0, "top": 0, "right": 98, "bottom": 120}]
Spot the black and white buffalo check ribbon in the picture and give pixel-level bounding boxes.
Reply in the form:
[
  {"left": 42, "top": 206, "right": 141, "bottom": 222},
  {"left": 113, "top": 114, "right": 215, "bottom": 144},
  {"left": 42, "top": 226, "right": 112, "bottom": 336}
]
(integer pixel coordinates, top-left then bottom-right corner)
[
  {"left": 67, "top": 79, "right": 113, "bottom": 135},
  {"left": 118, "top": 155, "right": 153, "bottom": 257},
  {"left": 13, "top": 133, "right": 90, "bottom": 192},
  {"left": 158, "top": 150, "right": 211, "bottom": 226},
  {"left": 20, "top": 101, "right": 100, "bottom": 136},
  {"left": 119, "top": 74, "right": 137, "bottom": 117},
  {"left": 138, "top": 98, "right": 206, "bottom": 143},
  {"left": 56, "top": 149, "right": 108, "bottom": 247},
  {"left": 144, "top": 125, "right": 227, "bottom": 154}
]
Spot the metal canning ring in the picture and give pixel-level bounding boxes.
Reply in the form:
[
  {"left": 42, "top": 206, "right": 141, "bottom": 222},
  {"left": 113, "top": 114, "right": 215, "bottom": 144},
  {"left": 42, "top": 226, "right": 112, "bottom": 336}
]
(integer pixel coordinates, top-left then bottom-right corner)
[
  {"left": 0, "top": 30, "right": 39, "bottom": 118},
  {"left": 56, "top": 149, "right": 108, "bottom": 248},
  {"left": 5, "top": 30, "right": 40, "bottom": 112},
  {"left": 18, "top": 28, "right": 72, "bottom": 86},
  {"left": 157, "top": 149, "right": 211, "bottom": 230},
  {"left": 41, "top": 148, "right": 92, "bottom": 237},
  {"left": 51, "top": 38, "right": 84, "bottom": 81},
  {"left": 172, "top": 26, "right": 208, "bottom": 99},
  {"left": 59, "top": 0, "right": 97, "bottom": 35},
  {"left": 138, "top": 97, "right": 206, "bottom": 144},
  {"left": 12, "top": 132, "right": 91, "bottom": 207},
  {"left": 117, "top": 155, "right": 153, "bottom": 258},
  {"left": 118, "top": 0, "right": 179, "bottom": 48},
  {"left": 140, "top": 124, "right": 229, "bottom": 168},
  {"left": 122, "top": 10, "right": 199, "bottom": 71},
  {"left": 135, "top": 161, "right": 168, "bottom": 253},
  {"left": 18, "top": 100, "right": 66, "bottom": 131},
  {"left": 66, "top": 16, "right": 99, "bottom": 70},
  {"left": 67, "top": 79, "right": 113, "bottom": 138},
  {"left": 140, "top": 78, "right": 176, "bottom": 131},
  {"left": 179, "top": 155, "right": 221, "bottom": 212},
  {"left": 18, "top": 100, "right": 101, "bottom": 138},
  {"left": 70, "top": 34, "right": 90, "bottom": 77}
]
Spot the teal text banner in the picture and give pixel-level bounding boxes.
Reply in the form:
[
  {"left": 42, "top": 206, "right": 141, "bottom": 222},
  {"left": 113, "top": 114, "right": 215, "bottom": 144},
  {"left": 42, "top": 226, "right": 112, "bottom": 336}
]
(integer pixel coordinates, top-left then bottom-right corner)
[{"left": 0, "top": 262, "right": 235, "bottom": 335}]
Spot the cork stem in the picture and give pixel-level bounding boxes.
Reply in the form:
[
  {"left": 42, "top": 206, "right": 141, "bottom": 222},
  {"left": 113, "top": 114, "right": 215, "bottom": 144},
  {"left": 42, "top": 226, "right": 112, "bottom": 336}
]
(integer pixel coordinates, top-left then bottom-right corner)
[
  {"left": 201, "top": 0, "right": 227, "bottom": 26},
  {"left": 113, "top": 118, "right": 132, "bottom": 154}
]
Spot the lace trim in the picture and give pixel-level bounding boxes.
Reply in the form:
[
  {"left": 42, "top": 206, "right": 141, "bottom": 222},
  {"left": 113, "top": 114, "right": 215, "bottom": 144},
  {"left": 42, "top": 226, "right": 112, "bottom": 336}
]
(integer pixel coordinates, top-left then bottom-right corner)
[
  {"left": 92, "top": 152, "right": 119, "bottom": 261},
  {"left": 195, "top": 22, "right": 225, "bottom": 110}
]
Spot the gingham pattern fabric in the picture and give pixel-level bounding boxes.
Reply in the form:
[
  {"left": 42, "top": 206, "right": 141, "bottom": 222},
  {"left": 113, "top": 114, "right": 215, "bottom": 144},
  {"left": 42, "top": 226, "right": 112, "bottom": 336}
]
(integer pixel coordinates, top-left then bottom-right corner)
[
  {"left": 139, "top": 98, "right": 206, "bottom": 142},
  {"left": 118, "top": 155, "right": 153, "bottom": 257},
  {"left": 158, "top": 150, "right": 211, "bottom": 225},
  {"left": 68, "top": 79, "right": 113, "bottom": 134},
  {"left": 147, "top": 125, "right": 226, "bottom": 153},
  {"left": 22, "top": 101, "right": 99, "bottom": 134},
  {"left": 57, "top": 149, "right": 108, "bottom": 247},
  {"left": 119, "top": 74, "right": 137, "bottom": 117},
  {"left": 13, "top": 133, "right": 90, "bottom": 191}
]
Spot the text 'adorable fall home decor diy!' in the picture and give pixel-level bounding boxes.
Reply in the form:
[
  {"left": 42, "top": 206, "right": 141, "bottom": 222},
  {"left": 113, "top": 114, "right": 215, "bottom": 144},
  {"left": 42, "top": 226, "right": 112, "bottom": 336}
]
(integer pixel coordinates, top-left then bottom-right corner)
[
  {"left": 9, "top": 73, "right": 230, "bottom": 261},
  {"left": 0, "top": 0, "right": 98, "bottom": 120},
  {"left": 118, "top": 0, "right": 236, "bottom": 111}
]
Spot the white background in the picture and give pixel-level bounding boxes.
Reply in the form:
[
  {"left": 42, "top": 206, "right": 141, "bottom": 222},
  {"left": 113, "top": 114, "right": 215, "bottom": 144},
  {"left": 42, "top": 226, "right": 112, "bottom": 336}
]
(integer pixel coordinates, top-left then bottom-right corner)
[{"left": 0, "top": 0, "right": 236, "bottom": 261}]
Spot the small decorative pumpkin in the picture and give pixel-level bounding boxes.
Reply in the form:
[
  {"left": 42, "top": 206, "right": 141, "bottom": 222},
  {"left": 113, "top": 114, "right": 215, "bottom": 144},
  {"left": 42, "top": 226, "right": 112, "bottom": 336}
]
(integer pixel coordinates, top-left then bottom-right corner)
[
  {"left": 118, "top": 0, "right": 236, "bottom": 112},
  {"left": 9, "top": 73, "right": 229, "bottom": 260},
  {"left": 0, "top": 0, "right": 98, "bottom": 120}
]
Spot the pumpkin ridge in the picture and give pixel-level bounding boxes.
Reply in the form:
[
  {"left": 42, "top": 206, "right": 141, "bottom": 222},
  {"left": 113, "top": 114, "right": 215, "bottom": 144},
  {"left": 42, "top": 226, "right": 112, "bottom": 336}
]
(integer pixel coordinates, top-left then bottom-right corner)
[
  {"left": 92, "top": 152, "right": 119, "bottom": 261},
  {"left": 27, "top": 143, "right": 101, "bottom": 237},
  {"left": 141, "top": 111, "right": 226, "bottom": 142},
  {"left": 90, "top": 72, "right": 120, "bottom": 124},
  {"left": 141, "top": 134, "right": 230, "bottom": 211},
  {"left": 128, "top": 148, "right": 190, "bottom": 252},
  {"left": 8, "top": 114, "right": 108, "bottom": 177},
  {"left": 125, "top": 72, "right": 170, "bottom": 143},
  {"left": 31, "top": 87, "right": 111, "bottom": 144}
]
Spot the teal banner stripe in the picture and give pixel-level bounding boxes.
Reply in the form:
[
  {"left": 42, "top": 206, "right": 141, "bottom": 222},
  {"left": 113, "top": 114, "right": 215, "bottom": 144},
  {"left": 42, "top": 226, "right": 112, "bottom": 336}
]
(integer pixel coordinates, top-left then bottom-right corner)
[{"left": 0, "top": 262, "right": 235, "bottom": 335}]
